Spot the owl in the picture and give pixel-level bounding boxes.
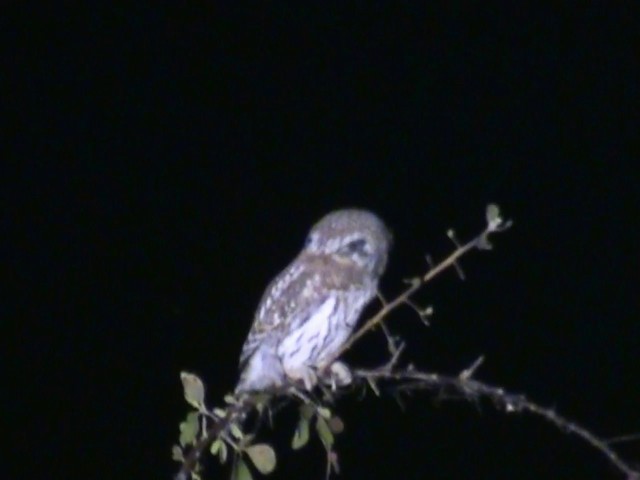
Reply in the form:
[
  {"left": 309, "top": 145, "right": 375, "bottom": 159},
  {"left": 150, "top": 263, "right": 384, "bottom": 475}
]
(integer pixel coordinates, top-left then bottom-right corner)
[{"left": 235, "top": 209, "right": 392, "bottom": 393}]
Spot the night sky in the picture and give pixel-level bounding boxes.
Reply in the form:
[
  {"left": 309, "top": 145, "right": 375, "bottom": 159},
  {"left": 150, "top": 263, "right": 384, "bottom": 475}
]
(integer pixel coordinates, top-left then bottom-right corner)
[{"left": 4, "top": 4, "right": 639, "bottom": 480}]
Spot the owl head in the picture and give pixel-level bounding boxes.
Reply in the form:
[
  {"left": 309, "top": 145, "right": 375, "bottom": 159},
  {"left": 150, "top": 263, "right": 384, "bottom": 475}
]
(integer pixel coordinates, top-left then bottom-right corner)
[{"left": 303, "top": 209, "right": 392, "bottom": 276}]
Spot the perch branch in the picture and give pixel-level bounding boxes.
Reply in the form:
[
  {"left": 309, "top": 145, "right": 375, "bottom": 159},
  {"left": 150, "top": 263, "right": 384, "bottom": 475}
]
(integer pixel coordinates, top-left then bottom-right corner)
[{"left": 353, "top": 362, "right": 640, "bottom": 480}]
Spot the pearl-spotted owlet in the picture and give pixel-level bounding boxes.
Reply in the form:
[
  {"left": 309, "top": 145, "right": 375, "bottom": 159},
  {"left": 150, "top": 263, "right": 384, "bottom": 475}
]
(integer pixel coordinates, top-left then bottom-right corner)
[{"left": 236, "top": 209, "right": 392, "bottom": 393}]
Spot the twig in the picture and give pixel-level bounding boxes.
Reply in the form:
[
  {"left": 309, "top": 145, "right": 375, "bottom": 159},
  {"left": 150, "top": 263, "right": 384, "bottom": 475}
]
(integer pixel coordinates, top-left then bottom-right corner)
[
  {"left": 327, "top": 209, "right": 510, "bottom": 365},
  {"left": 607, "top": 434, "right": 640, "bottom": 445},
  {"left": 174, "top": 400, "right": 248, "bottom": 480},
  {"left": 175, "top": 388, "right": 287, "bottom": 480}
]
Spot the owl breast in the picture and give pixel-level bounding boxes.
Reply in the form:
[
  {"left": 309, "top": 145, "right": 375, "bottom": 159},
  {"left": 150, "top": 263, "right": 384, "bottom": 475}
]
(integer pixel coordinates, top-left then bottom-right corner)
[{"left": 276, "top": 282, "right": 374, "bottom": 373}]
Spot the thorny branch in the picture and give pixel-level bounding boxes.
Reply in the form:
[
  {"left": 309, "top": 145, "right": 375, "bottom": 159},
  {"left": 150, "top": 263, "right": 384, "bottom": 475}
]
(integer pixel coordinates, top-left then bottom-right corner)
[
  {"left": 353, "top": 357, "right": 640, "bottom": 480},
  {"left": 326, "top": 203, "right": 511, "bottom": 365},
  {"left": 174, "top": 205, "right": 639, "bottom": 480}
]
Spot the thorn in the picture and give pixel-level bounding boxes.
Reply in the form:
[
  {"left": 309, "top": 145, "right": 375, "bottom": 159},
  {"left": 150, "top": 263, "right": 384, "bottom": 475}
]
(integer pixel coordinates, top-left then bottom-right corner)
[
  {"left": 366, "top": 376, "right": 380, "bottom": 396},
  {"left": 459, "top": 356, "right": 485, "bottom": 380},
  {"left": 447, "top": 229, "right": 462, "bottom": 247},
  {"left": 406, "top": 299, "right": 433, "bottom": 326},
  {"left": 425, "top": 254, "right": 434, "bottom": 268},
  {"left": 452, "top": 261, "right": 466, "bottom": 280},
  {"left": 376, "top": 290, "right": 389, "bottom": 306},
  {"left": 402, "top": 276, "right": 421, "bottom": 287},
  {"left": 379, "top": 319, "right": 399, "bottom": 355}
]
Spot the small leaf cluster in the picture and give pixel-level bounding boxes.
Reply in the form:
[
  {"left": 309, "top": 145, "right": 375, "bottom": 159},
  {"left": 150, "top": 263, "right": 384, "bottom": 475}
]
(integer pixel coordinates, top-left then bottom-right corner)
[
  {"left": 291, "top": 403, "right": 345, "bottom": 476},
  {"left": 174, "top": 370, "right": 350, "bottom": 480},
  {"left": 173, "top": 372, "right": 278, "bottom": 480}
]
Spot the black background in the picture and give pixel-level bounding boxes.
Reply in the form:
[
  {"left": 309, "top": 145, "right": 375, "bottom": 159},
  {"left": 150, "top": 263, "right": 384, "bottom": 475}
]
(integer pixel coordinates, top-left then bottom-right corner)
[{"left": 3, "top": 4, "right": 639, "bottom": 480}]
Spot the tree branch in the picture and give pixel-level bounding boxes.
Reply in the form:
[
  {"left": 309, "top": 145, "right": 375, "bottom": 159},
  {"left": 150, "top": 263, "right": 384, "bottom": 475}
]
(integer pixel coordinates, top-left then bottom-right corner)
[{"left": 354, "top": 361, "right": 640, "bottom": 480}]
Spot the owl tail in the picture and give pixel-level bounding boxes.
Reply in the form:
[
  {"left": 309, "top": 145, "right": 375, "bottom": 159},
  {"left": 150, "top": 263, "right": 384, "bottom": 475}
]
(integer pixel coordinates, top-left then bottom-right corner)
[{"left": 235, "top": 346, "right": 287, "bottom": 393}]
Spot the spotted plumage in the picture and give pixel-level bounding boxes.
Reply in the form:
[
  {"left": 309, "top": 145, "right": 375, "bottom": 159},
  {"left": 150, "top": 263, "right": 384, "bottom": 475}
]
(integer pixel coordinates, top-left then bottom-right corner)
[{"left": 235, "top": 209, "right": 392, "bottom": 393}]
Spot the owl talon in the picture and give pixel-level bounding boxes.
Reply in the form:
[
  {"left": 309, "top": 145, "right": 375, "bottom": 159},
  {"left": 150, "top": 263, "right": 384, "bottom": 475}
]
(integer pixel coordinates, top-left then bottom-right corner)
[
  {"left": 301, "top": 369, "right": 318, "bottom": 391},
  {"left": 322, "top": 361, "right": 353, "bottom": 390},
  {"left": 285, "top": 365, "right": 318, "bottom": 391}
]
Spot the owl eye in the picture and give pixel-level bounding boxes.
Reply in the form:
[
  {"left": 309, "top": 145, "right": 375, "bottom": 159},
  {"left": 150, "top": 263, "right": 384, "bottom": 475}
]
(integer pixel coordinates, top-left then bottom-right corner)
[{"left": 342, "top": 238, "right": 368, "bottom": 255}]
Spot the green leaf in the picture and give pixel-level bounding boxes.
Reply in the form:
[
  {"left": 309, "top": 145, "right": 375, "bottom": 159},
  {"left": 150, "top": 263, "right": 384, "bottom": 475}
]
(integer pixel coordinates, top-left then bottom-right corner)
[
  {"left": 171, "top": 445, "right": 184, "bottom": 462},
  {"left": 252, "top": 393, "right": 271, "bottom": 405},
  {"left": 486, "top": 203, "right": 501, "bottom": 224},
  {"left": 179, "top": 411, "right": 200, "bottom": 446},
  {"left": 291, "top": 417, "right": 310, "bottom": 450},
  {"left": 315, "top": 416, "right": 334, "bottom": 450},
  {"left": 317, "top": 406, "right": 332, "bottom": 419},
  {"left": 328, "top": 415, "right": 344, "bottom": 434},
  {"left": 210, "top": 438, "right": 222, "bottom": 455},
  {"left": 245, "top": 443, "right": 277, "bottom": 474},
  {"left": 299, "top": 403, "right": 315, "bottom": 420},
  {"left": 180, "top": 372, "right": 205, "bottom": 409},
  {"left": 232, "top": 459, "right": 253, "bottom": 480},
  {"left": 230, "top": 422, "right": 244, "bottom": 440},
  {"left": 239, "top": 433, "right": 256, "bottom": 450},
  {"left": 218, "top": 440, "right": 228, "bottom": 464}
]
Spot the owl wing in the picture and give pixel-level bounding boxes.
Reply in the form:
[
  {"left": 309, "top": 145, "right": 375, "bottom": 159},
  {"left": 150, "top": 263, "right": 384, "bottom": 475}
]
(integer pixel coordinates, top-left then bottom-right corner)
[{"left": 239, "top": 260, "right": 334, "bottom": 368}]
